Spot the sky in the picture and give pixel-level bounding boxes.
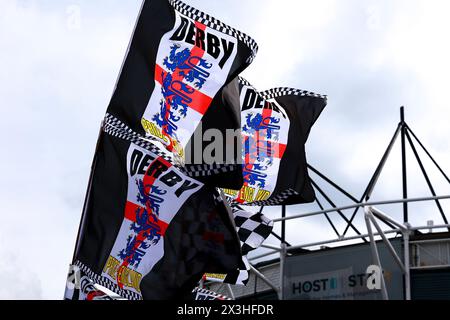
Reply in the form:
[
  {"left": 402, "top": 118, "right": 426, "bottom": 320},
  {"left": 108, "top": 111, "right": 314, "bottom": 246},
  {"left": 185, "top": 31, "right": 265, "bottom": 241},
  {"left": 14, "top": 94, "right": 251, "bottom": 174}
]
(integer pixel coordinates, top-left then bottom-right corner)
[{"left": 0, "top": 0, "right": 449, "bottom": 299}]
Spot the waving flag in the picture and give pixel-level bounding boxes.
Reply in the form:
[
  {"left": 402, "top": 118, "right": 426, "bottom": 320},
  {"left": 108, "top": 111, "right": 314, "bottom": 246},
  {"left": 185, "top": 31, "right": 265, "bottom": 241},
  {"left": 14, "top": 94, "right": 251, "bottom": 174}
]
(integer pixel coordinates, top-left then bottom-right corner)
[
  {"left": 107, "top": 0, "right": 257, "bottom": 166},
  {"left": 222, "top": 78, "right": 327, "bottom": 205},
  {"left": 70, "top": 131, "right": 242, "bottom": 300},
  {"left": 64, "top": 266, "right": 113, "bottom": 301},
  {"left": 183, "top": 77, "right": 245, "bottom": 189},
  {"left": 68, "top": 0, "right": 260, "bottom": 300},
  {"left": 192, "top": 287, "right": 232, "bottom": 300},
  {"left": 203, "top": 206, "right": 274, "bottom": 285}
]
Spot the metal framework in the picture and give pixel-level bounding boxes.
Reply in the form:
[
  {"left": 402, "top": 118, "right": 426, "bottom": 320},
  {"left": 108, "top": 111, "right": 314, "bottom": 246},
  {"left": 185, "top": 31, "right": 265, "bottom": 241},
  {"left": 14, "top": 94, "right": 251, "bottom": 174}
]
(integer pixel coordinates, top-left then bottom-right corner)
[{"left": 239, "top": 107, "right": 450, "bottom": 300}]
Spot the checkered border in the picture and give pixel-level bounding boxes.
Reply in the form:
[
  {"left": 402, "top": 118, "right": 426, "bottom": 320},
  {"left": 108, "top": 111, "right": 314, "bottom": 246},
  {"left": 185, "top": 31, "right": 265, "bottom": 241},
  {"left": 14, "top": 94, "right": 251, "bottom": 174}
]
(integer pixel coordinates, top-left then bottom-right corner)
[
  {"left": 168, "top": 0, "right": 258, "bottom": 63},
  {"left": 104, "top": 114, "right": 240, "bottom": 178},
  {"left": 104, "top": 113, "right": 177, "bottom": 163},
  {"left": 74, "top": 260, "right": 142, "bottom": 300},
  {"left": 233, "top": 210, "right": 273, "bottom": 254},
  {"left": 261, "top": 87, "right": 327, "bottom": 100},
  {"left": 183, "top": 163, "right": 239, "bottom": 177},
  {"left": 104, "top": 113, "right": 167, "bottom": 146},
  {"left": 222, "top": 255, "right": 250, "bottom": 285},
  {"left": 212, "top": 189, "right": 225, "bottom": 205},
  {"left": 241, "top": 188, "right": 299, "bottom": 206},
  {"left": 237, "top": 76, "right": 252, "bottom": 87},
  {"left": 192, "top": 287, "right": 232, "bottom": 300},
  {"left": 238, "top": 76, "right": 327, "bottom": 100},
  {"left": 204, "top": 255, "right": 250, "bottom": 286}
]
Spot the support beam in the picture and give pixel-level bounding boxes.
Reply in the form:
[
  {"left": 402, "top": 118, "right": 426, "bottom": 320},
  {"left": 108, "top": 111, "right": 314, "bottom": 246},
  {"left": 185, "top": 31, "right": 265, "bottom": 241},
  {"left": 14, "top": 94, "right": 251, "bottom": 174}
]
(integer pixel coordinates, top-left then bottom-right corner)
[
  {"left": 270, "top": 231, "right": 292, "bottom": 247},
  {"left": 316, "top": 197, "right": 341, "bottom": 238},
  {"left": 367, "top": 211, "right": 406, "bottom": 273},
  {"left": 405, "top": 130, "right": 449, "bottom": 225},
  {"left": 308, "top": 164, "right": 359, "bottom": 203},
  {"left": 364, "top": 208, "right": 389, "bottom": 300},
  {"left": 282, "top": 229, "right": 401, "bottom": 253},
  {"left": 273, "top": 195, "right": 450, "bottom": 223},
  {"left": 279, "top": 243, "right": 287, "bottom": 300},
  {"left": 250, "top": 249, "right": 279, "bottom": 261},
  {"left": 261, "top": 244, "right": 282, "bottom": 251},
  {"left": 403, "top": 228, "right": 412, "bottom": 300},
  {"left": 343, "top": 124, "right": 401, "bottom": 236},
  {"left": 369, "top": 207, "right": 408, "bottom": 231},
  {"left": 226, "top": 284, "right": 235, "bottom": 300},
  {"left": 281, "top": 205, "right": 286, "bottom": 244},
  {"left": 400, "top": 107, "right": 409, "bottom": 223},
  {"left": 311, "top": 179, "right": 365, "bottom": 239},
  {"left": 406, "top": 125, "right": 450, "bottom": 185},
  {"left": 249, "top": 265, "right": 280, "bottom": 294}
]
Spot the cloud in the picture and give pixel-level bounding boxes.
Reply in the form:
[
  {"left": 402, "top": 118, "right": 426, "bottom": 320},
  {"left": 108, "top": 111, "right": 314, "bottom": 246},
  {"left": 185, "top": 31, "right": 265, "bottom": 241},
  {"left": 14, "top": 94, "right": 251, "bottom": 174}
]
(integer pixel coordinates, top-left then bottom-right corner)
[
  {"left": 1, "top": 0, "right": 449, "bottom": 299},
  {"left": 0, "top": 0, "right": 142, "bottom": 299},
  {"left": 0, "top": 243, "right": 43, "bottom": 299}
]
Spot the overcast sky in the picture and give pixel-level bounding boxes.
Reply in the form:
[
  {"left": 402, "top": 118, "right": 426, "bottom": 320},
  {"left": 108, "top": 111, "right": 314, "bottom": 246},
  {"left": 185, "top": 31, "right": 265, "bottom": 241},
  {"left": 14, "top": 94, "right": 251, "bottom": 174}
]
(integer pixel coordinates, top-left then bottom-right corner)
[{"left": 1, "top": 0, "right": 449, "bottom": 299}]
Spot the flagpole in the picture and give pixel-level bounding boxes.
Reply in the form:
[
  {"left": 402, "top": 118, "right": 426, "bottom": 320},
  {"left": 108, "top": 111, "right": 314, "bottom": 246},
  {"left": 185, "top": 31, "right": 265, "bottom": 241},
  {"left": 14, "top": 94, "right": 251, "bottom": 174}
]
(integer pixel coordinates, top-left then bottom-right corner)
[{"left": 71, "top": 121, "right": 104, "bottom": 263}]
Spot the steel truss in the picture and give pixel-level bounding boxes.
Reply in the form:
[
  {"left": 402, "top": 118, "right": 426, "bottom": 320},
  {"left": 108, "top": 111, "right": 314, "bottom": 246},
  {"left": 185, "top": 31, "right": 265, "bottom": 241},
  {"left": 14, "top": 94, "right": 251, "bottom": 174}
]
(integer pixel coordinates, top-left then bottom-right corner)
[{"left": 240, "top": 107, "right": 450, "bottom": 300}]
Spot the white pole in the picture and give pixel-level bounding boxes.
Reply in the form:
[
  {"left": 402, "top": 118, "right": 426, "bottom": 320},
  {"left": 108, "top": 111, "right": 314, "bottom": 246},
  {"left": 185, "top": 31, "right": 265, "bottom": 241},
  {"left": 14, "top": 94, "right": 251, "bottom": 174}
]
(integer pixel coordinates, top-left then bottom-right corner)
[
  {"left": 279, "top": 243, "right": 287, "bottom": 300},
  {"left": 403, "top": 226, "right": 412, "bottom": 300},
  {"left": 249, "top": 265, "right": 279, "bottom": 294},
  {"left": 368, "top": 212, "right": 406, "bottom": 273},
  {"left": 364, "top": 208, "right": 389, "bottom": 300},
  {"left": 273, "top": 195, "right": 450, "bottom": 223}
]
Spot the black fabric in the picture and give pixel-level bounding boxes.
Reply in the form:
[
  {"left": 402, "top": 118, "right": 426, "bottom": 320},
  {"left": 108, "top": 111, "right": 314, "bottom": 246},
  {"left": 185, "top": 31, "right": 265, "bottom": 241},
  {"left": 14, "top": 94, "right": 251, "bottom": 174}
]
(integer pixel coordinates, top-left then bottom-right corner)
[
  {"left": 274, "top": 94, "right": 326, "bottom": 204},
  {"left": 107, "top": 0, "right": 175, "bottom": 136},
  {"left": 76, "top": 133, "right": 129, "bottom": 274},
  {"left": 140, "top": 187, "right": 241, "bottom": 300},
  {"left": 227, "top": 79, "right": 327, "bottom": 206},
  {"left": 184, "top": 78, "right": 244, "bottom": 189},
  {"left": 105, "top": 0, "right": 256, "bottom": 188},
  {"left": 75, "top": 134, "right": 242, "bottom": 299}
]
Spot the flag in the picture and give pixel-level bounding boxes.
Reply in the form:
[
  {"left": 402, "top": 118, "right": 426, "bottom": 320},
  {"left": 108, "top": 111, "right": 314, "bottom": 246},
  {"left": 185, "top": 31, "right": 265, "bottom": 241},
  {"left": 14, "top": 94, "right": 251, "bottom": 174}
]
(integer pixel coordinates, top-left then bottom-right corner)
[
  {"left": 106, "top": 0, "right": 258, "bottom": 171},
  {"left": 69, "top": 0, "right": 260, "bottom": 300},
  {"left": 64, "top": 265, "right": 113, "bottom": 301},
  {"left": 183, "top": 76, "right": 245, "bottom": 189},
  {"left": 233, "top": 207, "right": 274, "bottom": 255},
  {"left": 203, "top": 206, "right": 274, "bottom": 285},
  {"left": 222, "top": 77, "right": 327, "bottom": 205},
  {"left": 71, "top": 131, "right": 243, "bottom": 300},
  {"left": 192, "top": 287, "right": 232, "bottom": 300}
]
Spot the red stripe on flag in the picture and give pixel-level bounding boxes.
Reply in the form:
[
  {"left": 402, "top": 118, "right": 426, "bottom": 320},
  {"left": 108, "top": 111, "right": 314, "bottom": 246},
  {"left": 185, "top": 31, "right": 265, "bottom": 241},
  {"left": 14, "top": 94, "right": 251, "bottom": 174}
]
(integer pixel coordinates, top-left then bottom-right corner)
[
  {"left": 124, "top": 201, "right": 169, "bottom": 236},
  {"left": 237, "top": 106, "right": 289, "bottom": 203},
  {"left": 117, "top": 156, "right": 173, "bottom": 288},
  {"left": 273, "top": 142, "right": 287, "bottom": 159},
  {"left": 202, "top": 231, "right": 225, "bottom": 244},
  {"left": 154, "top": 64, "right": 212, "bottom": 115},
  {"left": 154, "top": 21, "right": 211, "bottom": 149}
]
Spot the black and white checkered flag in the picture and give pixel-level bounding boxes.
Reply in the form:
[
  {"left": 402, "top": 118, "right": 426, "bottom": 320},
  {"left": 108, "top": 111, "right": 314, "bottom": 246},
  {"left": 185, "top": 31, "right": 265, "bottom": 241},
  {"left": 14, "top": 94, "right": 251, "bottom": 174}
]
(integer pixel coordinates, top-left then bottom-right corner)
[
  {"left": 192, "top": 287, "right": 232, "bottom": 300},
  {"left": 233, "top": 208, "right": 274, "bottom": 255},
  {"left": 203, "top": 204, "right": 273, "bottom": 285}
]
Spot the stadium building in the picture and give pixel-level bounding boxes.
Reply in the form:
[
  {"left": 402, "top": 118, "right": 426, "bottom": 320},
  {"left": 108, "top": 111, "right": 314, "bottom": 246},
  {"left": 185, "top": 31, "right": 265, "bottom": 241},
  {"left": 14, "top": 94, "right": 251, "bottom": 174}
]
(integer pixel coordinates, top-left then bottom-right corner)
[{"left": 207, "top": 108, "right": 450, "bottom": 300}]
